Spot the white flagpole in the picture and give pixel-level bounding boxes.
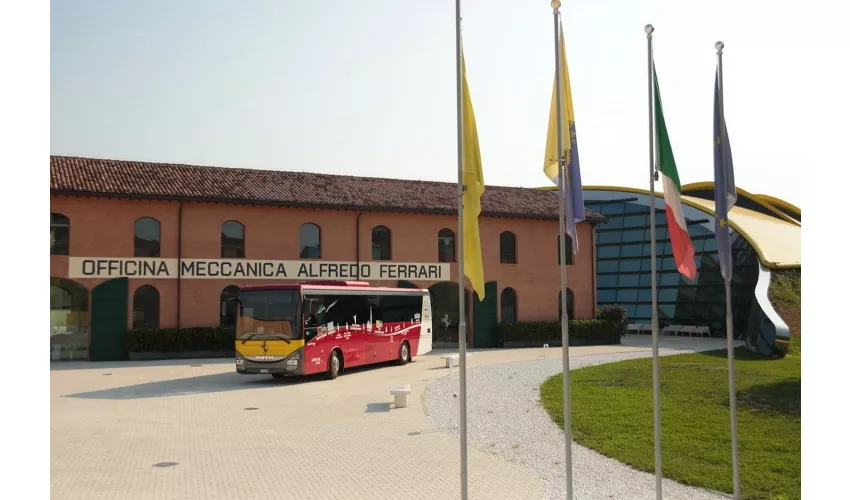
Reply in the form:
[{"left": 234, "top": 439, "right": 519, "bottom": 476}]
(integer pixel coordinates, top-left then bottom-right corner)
[
  {"left": 716, "top": 40, "right": 741, "bottom": 500},
  {"left": 645, "top": 23, "right": 663, "bottom": 500},
  {"left": 552, "top": 2, "right": 573, "bottom": 498},
  {"left": 454, "top": 1, "right": 469, "bottom": 499}
]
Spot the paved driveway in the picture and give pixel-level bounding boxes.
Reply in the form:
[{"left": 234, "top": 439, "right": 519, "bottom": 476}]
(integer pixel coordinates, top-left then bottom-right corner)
[{"left": 50, "top": 336, "right": 731, "bottom": 499}]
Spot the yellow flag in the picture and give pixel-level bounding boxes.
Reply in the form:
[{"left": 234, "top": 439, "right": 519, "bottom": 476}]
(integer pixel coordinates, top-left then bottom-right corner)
[
  {"left": 460, "top": 51, "right": 485, "bottom": 300},
  {"left": 543, "top": 22, "right": 576, "bottom": 184}
]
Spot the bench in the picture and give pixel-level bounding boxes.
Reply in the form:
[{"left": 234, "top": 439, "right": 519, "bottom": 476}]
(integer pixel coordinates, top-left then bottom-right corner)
[
  {"left": 390, "top": 384, "right": 412, "bottom": 408},
  {"left": 440, "top": 353, "right": 471, "bottom": 369},
  {"left": 694, "top": 326, "right": 711, "bottom": 338}
]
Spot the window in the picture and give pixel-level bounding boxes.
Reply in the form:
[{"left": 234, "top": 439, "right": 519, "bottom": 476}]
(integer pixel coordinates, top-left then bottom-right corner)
[
  {"left": 438, "top": 229, "right": 456, "bottom": 263},
  {"left": 305, "top": 294, "right": 372, "bottom": 341},
  {"left": 619, "top": 259, "right": 641, "bottom": 272},
  {"left": 132, "top": 285, "right": 160, "bottom": 329},
  {"left": 597, "top": 231, "right": 622, "bottom": 244},
  {"left": 557, "top": 234, "right": 574, "bottom": 265},
  {"left": 622, "top": 244, "right": 642, "bottom": 258},
  {"left": 597, "top": 290, "right": 616, "bottom": 303},
  {"left": 598, "top": 245, "right": 620, "bottom": 258},
  {"left": 371, "top": 226, "right": 391, "bottom": 260},
  {"left": 221, "top": 221, "right": 245, "bottom": 258},
  {"left": 370, "top": 294, "right": 424, "bottom": 324},
  {"left": 597, "top": 260, "right": 618, "bottom": 273},
  {"left": 597, "top": 275, "right": 618, "bottom": 287},
  {"left": 623, "top": 214, "right": 647, "bottom": 227},
  {"left": 134, "top": 217, "right": 161, "bottom": 257},
  {"left": 220, "top": 285, "right": 240, "bottom": 327},
  {"left": 500, "top": 288, "right": 517, "bottom": 323},
  {"left": 299, "top": 223, "right": 321, "bottom": 259},
  {"left": 618, "top": 274, "right": 639, "bottom": 287},
  {"left": 622, "top": 229, "right": 644, "bottom": 243},
  {"left": 500, "top": 231, "right": 517, "bottom": 264},
  {"left": 558, "top": 289, "right": 575, "bottom": 320},
  {"left": 51, "top": 213, "right": 70, "bottom": 255},
  {"left": 658, "top": 288, "right": 678, "bottom": 302}
]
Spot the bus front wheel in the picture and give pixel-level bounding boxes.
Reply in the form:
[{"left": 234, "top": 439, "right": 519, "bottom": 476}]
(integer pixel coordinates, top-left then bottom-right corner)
[{"left": 327, "top": 350, "right": 342, "bottom": 379}]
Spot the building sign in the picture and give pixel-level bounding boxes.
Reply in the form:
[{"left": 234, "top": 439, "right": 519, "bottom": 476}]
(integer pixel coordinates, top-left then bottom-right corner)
[{"left": 68, "top": 258, "right": 450, "bottom": 281}]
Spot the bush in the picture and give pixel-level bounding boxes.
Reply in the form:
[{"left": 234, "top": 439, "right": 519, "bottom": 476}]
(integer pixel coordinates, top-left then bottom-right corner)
[
  {"left": 498, "top": 319, "right": 619, "bottom": 345},
  {"left": 596, "top": 304, "right": 628, "bottom": 337},
  {"left": 127, "top": 326, "right": 236, "bottom": 353}
]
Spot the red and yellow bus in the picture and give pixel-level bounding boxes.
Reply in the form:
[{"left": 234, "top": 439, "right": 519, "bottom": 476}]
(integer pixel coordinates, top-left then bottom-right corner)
[{"left": 233, "top": 281, "right": 433, "bottom": 379}]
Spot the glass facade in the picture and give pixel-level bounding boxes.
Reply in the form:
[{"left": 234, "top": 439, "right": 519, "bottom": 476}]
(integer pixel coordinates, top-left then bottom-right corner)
[{"left": 586, "top": 190, "right": 761, "bottom": 339}]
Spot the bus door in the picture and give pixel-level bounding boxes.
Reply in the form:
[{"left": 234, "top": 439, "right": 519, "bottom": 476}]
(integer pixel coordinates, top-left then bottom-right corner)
[{"left": 418, "top": 292, "right": 433, "bottom": 355}]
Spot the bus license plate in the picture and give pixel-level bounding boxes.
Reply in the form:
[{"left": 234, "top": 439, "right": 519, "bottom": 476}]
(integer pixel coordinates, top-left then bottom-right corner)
[{"left": 260, "top": 369, "right": 269, "bottom": 374}]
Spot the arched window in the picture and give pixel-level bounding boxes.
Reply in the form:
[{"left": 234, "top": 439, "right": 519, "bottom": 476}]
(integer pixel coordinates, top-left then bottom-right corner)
[
  {"left": 221, "top": 220, "right": 245, "bottom": 258},
  {"left": 371, "top": 226, "right": 391, "bottom": 261},
  {"left": 557, "top": 233, "right": 574, "bottom": 265},
  {"left": 501, "top": 287, "right": 517, "bottom": 323},
  {"left": 133, "top": 285, "right": 160, "bottom": 329},
  {"left": 220, "top": 285, "right": 240, "bottom": 327},
  {"left": 299, "top": 223, "right": 321, "bottom": 259},
  {"left": 500, "top": 231, "right": 517, "bottom": 264},
  {"left": 438, "top": 229, "right": 456, "bottom": 263},
  {"left": 51, "top": 213, "right": 70, "bottom": 256},
  {"left": 134, "top": 217, "right": 161, "bottom": 257},
  {"left": 558, "top": 289, "right": 575, "bottom": 320}
]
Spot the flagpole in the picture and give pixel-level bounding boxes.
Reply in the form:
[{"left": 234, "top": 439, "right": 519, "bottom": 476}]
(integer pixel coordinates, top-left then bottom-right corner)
[
  {"left": 454, "top": 1, "right": 469, "bottom": 499},
  {"left": 716, "top": 40, "right": 741, "bottom": 500},
  {"left": 645, "top": 23, "right": 663, "bottom": 500},
  {"left": 551, "top": 2, "right": 574, "bottom": 498}
]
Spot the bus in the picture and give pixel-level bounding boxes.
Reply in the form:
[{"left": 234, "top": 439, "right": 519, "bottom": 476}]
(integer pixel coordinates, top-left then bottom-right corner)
[{"left": 232, "top": 281, "right": 433, "bottom": 379}]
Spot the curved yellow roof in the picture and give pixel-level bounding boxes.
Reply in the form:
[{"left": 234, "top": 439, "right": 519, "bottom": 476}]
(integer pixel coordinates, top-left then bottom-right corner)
[
  {"left": 753, "top": 194, "right": 801, "bottom": 220},
  {"left": 679, "top": 195, "right": 800, "bottom": 268},
  {"left": 680, "top": 182, "right": 800, "bottom": 226},
  {"left": 550, "top": 185, "right": 801, "bottom": 269}
]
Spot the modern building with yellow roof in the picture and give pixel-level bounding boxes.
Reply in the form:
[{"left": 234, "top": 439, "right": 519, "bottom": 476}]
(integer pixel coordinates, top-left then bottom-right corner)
[{"left": 542, "top": 184, "right": 800, "bottom": 356}]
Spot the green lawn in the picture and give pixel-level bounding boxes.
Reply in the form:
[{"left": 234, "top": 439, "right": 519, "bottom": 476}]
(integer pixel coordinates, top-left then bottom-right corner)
[{"left": 540, "top": 337, "right": 801, "bottom": 500}]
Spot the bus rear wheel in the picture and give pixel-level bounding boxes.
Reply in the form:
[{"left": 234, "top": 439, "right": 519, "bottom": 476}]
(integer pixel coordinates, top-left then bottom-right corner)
[
  {"left": 327, "top": 350, "right": 342, "bottom": 379},
  {"left": 398, "top": 341, "right": 411, "bottom": 365}
]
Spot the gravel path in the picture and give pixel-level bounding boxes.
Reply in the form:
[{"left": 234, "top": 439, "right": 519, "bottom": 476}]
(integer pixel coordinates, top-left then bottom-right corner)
[{"left": 423, "top": 348, "right": 733, "bottom": 500}]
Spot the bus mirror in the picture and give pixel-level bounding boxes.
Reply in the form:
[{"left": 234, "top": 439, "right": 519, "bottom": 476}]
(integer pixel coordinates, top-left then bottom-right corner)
[{"left": 221, "top": 297, "right": 241, "bottom": 317}]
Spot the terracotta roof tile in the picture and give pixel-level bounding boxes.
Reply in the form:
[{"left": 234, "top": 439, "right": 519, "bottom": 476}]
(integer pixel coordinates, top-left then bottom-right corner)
[{"left": 50, "top": 155, "right": 606, "bottom": 222}]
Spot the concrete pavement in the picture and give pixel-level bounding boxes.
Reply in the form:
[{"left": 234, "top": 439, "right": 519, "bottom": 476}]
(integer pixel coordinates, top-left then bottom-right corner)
[{"left": 50, "top": 336, "right": 730, "bottom": 499}]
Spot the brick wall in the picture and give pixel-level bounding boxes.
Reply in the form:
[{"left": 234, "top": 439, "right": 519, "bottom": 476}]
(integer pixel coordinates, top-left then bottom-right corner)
[{"left": 50, "top": 195, "right": 597, "bottom": 330}]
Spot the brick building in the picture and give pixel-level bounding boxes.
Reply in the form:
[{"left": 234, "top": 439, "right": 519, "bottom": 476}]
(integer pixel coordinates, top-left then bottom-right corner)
[{"left": 49, "top": 156, "right": 604, "bottom": 360}]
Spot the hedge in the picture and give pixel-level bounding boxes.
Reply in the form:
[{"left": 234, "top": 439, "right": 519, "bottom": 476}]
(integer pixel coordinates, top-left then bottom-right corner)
[
  {"left": 498, "top": 319, "right": 621, "bottom": 345},
  {"left": 595, "top": 304, "right": 628, "bottom": 337},
  {"left": 126, "top": 326, "right": 235, "bottom": 353},
  {"left": 498, "top": 305, "right": 629, "bottom": 346}
]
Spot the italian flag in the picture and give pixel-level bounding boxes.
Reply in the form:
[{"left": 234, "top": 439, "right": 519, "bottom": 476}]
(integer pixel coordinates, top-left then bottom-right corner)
[{"left": 653, "top": 66, "right": 696, "bottom": 280}]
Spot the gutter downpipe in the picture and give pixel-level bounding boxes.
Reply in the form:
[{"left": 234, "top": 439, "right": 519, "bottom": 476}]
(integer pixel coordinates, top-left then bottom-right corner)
[
  {"left": 355, "top": 211, "right": 363, "bottom": 280},
  {"left": 177, "top": 201, "right": 183, "bottom": 328}
]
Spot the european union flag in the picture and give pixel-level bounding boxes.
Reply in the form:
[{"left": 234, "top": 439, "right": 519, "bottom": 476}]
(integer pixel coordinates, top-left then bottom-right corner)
[{"left": 713, "top": 69, "right": 737, "bottom": 283}]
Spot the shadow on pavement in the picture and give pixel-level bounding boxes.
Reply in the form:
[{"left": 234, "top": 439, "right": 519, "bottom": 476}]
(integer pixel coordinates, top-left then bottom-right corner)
[
  {"left": 365, "top": 402, "right": 391, "bottom": 413},
  {"left": 62, "top": 372, "right": 301, "bottom": 400},
  {"left": 50, "top": 358, "right": 233, "bottom": 371}
]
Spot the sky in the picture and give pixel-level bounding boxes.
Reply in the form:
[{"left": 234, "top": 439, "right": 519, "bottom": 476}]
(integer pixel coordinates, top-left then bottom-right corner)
[{"left": 51, "top": 0, "right": 807, "bottom": 207}]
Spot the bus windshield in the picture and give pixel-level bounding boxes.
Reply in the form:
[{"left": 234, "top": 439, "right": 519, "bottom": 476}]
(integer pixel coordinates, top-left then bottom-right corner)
[{"left": 237, "top": 289, "right": 301, "bottom": 341}]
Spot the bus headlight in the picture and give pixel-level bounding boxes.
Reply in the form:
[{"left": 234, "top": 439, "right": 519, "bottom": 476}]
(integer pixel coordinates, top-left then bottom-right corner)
[
  {"left": 285, "top": 351, "right": 300, "bottom": 369},
  {"left": 235, "top": 352, "right": 245, "bottom": 365}
]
